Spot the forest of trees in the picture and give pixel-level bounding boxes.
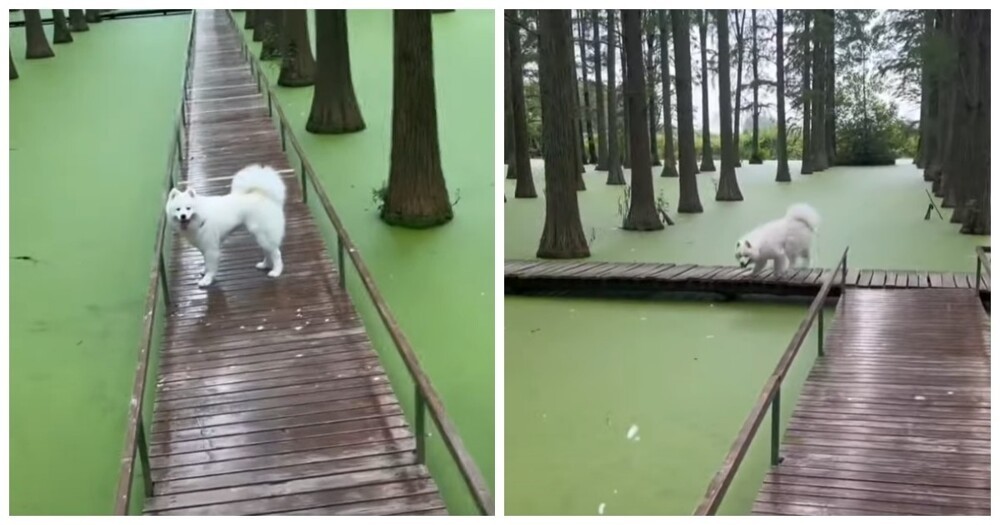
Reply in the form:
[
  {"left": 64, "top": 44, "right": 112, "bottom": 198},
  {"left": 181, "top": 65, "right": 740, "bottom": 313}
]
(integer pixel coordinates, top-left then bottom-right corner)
[{"left": 504, "top": 9, "right": 990, "bottom": 258}]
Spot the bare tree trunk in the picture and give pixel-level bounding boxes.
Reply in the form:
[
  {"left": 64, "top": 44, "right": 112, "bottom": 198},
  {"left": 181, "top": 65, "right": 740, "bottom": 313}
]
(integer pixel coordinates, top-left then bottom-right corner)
[
  {"left": 537, "top": 10, "right": 590, "bottom": 258},
  {"left": 811, "top": 11, "right": 829, "bottom": 171},
  {"left": 621, "top": 10, "right": 664, "bottom": 230},
  {"left": 570, "top": 28, "right": 587, "bottom": 187},
  {"left": 506, "top": 11, "right": 536, "bottom": 197},
  {"left": 306, "top": 10, "right": 365, "bottom": 134},
  {"left": 672, "top": 10, "right": 703, "bottom": 213},
  {"left": 646, "top": 18, "right": 661, "bottom": 167},
  {"left": 592, "top": 10, "right": 610, "bottom": 170},
  {"left": 699, "top": 11, "right": 716, "bottom": 171},
  {"left": 24, "top": 10, "right": 55, "bottom": 60},
  {"left": 252, "top": 8, "right": 266, "bottom": 42},
  {"left": 382, "top": 10, "right": 453, "bottom": 228},
  {"left": 916, "top": 10, "right": 933, "bottom": 172},
  {"left": 801, "top": 11, "right": 814, "bottom": 174},
  {"left": 259, "top": 10, "right": 283, "bottom": 60},
  {"left": 921, "top": 10, "right": 941, "bottom": 181},
  {"left": 244, "top": 9, "right": 256, "bottom": 30},
  {"left": 775, "top": 10, "right": 791, "bottom": 182},
  {"left": 733, "top": 10, "right": 746, "bottom": 167},
  {"left": 10, "top": 52, "right": 18, "bottom": 80},
  {"left": 960, "top": 11, "right": 989, "bottom": 235},
  {"left": 825, "top": 9, "right": 836, "bottom": 164},
  {"left": 85, "top": 10, "right": 102, "bottom": 24},
  {"left": 578, "top": 12, "right": 597, "bottom": 164},
  {"left": 715, "top": 10, "right": 743, "bottom": 200},
  {"left": 605, "top": 10, "right": 625, "bottom": 185},
  {"left": 69, "top": 9, "right": 89, "bottom": 32},
  {"left": 278, "top": 10, "right": 315, "bottom": 87},
  {"left": 749, "top": 10, "right": 763, "bottom": 164},
  {"left": 619, "top": 27, "right": 631, "bottom": 170},
  {"left": 658, "top": 10, "right": 678, "bottom": 177},
  {"left": 52, "top": 10, "right": 74, "bottom": 44}
]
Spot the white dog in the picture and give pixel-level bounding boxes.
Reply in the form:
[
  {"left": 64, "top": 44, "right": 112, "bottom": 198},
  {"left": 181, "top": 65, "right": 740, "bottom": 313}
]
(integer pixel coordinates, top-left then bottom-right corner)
[
  {"left": 735, "top": 203, "right": 821, "bottom": 275},
  {"left": 165, "top": 164, "right": 287, "bottom": 287}
]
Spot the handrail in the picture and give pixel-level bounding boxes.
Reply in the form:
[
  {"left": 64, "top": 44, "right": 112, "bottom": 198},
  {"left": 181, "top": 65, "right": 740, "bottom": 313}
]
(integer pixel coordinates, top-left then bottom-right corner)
[
  {"left": 224, "top": 11, "right": 494, "bottom": 515},
  {"left": 694, "top": 247, "right": 850, "bottom": 515},
  {"left": 975, "top": 245, "right": 990, "bottom": 294},
  {"left": 113, "top": 10, "right": 195, "bottom": 515}
]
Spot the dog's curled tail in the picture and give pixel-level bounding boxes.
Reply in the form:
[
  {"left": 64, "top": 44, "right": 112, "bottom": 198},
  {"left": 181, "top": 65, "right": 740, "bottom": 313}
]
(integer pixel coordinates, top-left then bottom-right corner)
[
  {"left": 231, "top": 164, "right": 287, "bottom": 205},
  {"left": 786, "top": 203, "right": 821, "bottom": 232}
]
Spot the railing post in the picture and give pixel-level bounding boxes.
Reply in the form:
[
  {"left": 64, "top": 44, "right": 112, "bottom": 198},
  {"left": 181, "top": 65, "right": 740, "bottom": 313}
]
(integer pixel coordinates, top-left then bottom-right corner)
[
  {"left": 337, "top": 238, "right": 346, "bottom": 288},
  {"left": 415, "top": 389, "right": 426, "bottom": 464},
  {"left": 175, "top": 127, "right": 183, "bottom": 164},
  {"left": 280, "top": 123, "right": 286, "bottom": 151},
  {"left": 817, "top": 309, "right": 824, "bottom": 357},
  {"left": 770, "top": 388, "right": 781, "bottom": 466},
  {"left": 137, "top": 418, "right": 154, "bottom": 498},
  {"left": 159, "top": 252, "right": 170, "bottom": 308},
  {"left": 300, "top": 160, "right": 307, "bottom": 203},
  {"left": 976, "top": 255, "right": 982, "bottom": 294},
  {"left": 841, "top": 252, "right": 848, "bottom": 287},
  {"left": 267, "top": 90, "right": 273, "bottom": 117}
]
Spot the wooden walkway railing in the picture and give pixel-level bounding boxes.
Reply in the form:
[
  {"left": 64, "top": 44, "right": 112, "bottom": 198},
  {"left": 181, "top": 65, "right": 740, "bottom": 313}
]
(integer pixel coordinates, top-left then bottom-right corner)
[{"left": 114, "top": 10, "right": 492, "bottom": 516}]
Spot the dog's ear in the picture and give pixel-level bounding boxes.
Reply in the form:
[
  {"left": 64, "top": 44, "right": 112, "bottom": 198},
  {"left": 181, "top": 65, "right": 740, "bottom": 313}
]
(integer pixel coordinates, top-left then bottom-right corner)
[
  {"left": 186, "top": 188, "right": 197, "bottom": 197},
  {"left": 169, "top": 188, "right": 180, "bottom": 199},
  {"left": 745, "top": 241, "right": 752, "bottom": 249}
]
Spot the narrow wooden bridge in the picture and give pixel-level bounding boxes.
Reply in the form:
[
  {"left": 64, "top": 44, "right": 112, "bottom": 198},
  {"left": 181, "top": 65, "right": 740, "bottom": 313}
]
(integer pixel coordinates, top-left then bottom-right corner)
[
  {"left": 113, "top": 10, "right": 491, "bottom": 516},
  {"left": 694, "top": 248, "right": 990, "bottom": 516}
]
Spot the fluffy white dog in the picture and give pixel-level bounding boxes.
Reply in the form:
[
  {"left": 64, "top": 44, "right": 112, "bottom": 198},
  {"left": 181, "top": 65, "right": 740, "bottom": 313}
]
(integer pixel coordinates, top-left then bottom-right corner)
[
  {"left": 735, "top": 203, "right": 821, "bottom": 275},
  {"left": 165, "top": 164, "right": 287, "bottom": 287}
]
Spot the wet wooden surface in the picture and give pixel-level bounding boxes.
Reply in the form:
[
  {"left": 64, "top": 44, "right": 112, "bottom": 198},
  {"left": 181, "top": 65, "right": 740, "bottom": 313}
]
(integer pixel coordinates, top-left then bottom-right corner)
[
  {"left": 754, "top": 288, "right": 990, "bottom": 515},
  {"left": 144, "top": 10, "right": 445, "bottom": 515},
  {"left": 505, "top": 259, "right": 988, "bottom": 298}
]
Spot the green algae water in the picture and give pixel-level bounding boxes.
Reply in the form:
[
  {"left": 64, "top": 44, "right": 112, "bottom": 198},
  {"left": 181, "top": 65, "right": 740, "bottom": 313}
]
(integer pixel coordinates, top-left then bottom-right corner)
[{"left": 9, "top": 14, "right": 191, "bottom": 515}]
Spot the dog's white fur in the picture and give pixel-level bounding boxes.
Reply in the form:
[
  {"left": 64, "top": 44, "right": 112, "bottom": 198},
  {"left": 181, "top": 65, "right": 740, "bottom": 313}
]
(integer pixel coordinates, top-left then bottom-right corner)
[
  {"left": 735, "top": 203, "right": 821, "bottom": 274},
  {"left": 166, "top": 164, "right": 287, "bottom": 287}
]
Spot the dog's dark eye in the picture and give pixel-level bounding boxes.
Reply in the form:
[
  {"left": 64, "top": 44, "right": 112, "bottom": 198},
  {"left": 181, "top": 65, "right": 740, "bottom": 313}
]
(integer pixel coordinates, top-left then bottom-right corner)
[{"left": 175, "top": 207, "right": 180, "bottom": 212}]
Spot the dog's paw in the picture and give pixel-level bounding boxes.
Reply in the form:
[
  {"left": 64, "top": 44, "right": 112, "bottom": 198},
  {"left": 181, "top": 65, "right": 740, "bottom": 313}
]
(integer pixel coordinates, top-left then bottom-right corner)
[
  {"left": 267, "top": 268, "right": 282, "bottom": 278},
  {"left": 255, "top": 261, "right": 269, "bottom": 270},
  {"left": 197, "top": 276, "right": 214, "bottom": 287}
]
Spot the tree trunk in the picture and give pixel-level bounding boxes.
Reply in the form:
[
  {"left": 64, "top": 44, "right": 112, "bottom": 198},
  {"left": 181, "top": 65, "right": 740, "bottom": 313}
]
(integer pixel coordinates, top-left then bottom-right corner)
[
  {"left": 52, "top": 10, "right": 74, "bottom": 44},
  {"left": 382, "top": 10, "right": 453, "bottom": 228},
  {"left": 10, "top": 52, "right": 18, "bottom": 80},
  {"left": 749, "top": 10, "right": 763, "bottom": 164},
  {"left": 960, "top": 11, "right": 989, "bottom": 234},
  {"left": 733, "top": 10, "right": 746, "bottom": 167},
  {"left": 913, "top": 9, "right": 937, "bottom": 172},
  {"left": 306, "top": 10, "right": 366, "bottom": 134},
  {"left": 811, "top": 11, "right": 829, "bottom": 171},
  {"left": 825, "top": 9, "right": 836, "bottom": 165},
  {"left": 569, "top": 27, "right": 587, "bottom": 187},
  {"left": 619, "top": 30, "right": 631, "bottom": 170},
  {"left": 244, "top": 9, "right": 256, "bottom": 30},
  {"left": 578, "top": 12, "right": 597, "bottom": 165},
  {"left": 930, "top": 11, "right": 953, "bottom": 197},
  {"left": 646, "top": 19, "right": 661, "bottom": 167},
  {"left": 658, "top": 11, "right": 678, "bottom": 178},
  {"left": 69, "top": 9, "right": 89, "bottom": 32},
  {"left": 259, "top": 11, "right": 283, "bottom": 61},
  {"left": 699, "top": 11, "right": 717, "bottom": 171},
  {"left": 621, "top": 10, "right": 664, "bottom": 230},
  {"left": 592, "top": 10, "right": 610, "bottom": 170},
  {"left": 85, "top": 10, "right": 102, "bottom": 24},
  {"left": 672, "top": 10, "right": 703, "bottom": 213},
  {"left": 801, "top": 11, "right": 814, "bottom": 174},
  {"left": 604, "top": 10, "right": 625, "bottom": 185},
  {"left": 505, "top": 11, "right": 536, "bottom": 197},
  {"left": 24, "top": 10, "right": 54, "bottom": 60},
  {"left": 537, "top": 10, "right": 590, "bottom": 258},
  {"left": 504, "top": 33, "right": 514, "bottom": 167},
  {"left": 278, "top": 10, "right": 315, "bottom": 87},
  {"left": 715, "top": 10, "right": 743, "bottom": 200},
  {"left": 774, "top": 10, "right": 791, "bottom": 182},
  {"left": 252, "top": 8, "right": 266, "bottom": 42}
]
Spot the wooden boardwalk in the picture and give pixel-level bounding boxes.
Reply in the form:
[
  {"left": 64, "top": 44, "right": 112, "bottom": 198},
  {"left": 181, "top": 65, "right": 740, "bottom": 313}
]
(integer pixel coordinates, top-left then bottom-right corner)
[
  {"left": 505, "top": 259, "right": 988, "bottom": 298},
  {"left": 754, "top": 288, "right": 990, "bottom": 515},
  {"left": 143, "top": 11, "right": 445, "bottom": 515}
]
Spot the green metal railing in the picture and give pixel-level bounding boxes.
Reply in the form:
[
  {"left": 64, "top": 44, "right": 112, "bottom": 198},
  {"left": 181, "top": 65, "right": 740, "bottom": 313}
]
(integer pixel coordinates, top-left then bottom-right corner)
[
  {"left": 225, "top": 10, "right": 494, "bottom": 515},
  {"left": 694, "top": 247, "right": 850, "bottom": 515},
  {"left": 113, "top": 10, "right": 194, "bottom": 516}
]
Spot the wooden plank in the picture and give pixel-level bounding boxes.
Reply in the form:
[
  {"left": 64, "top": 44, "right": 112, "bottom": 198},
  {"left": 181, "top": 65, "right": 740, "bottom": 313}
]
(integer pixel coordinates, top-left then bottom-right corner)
[
  {"left": 752, "top": 288, "right": 991, "bottom": 516},
  {"left": 140, "top": 11, "right": 448, "bottom": 516}
]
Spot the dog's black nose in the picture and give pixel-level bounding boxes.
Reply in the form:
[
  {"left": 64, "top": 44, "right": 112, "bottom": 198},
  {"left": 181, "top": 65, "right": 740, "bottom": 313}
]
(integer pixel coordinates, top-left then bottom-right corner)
[{"left": 180, "top": 214, "right": 188, "bottom": 221}]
